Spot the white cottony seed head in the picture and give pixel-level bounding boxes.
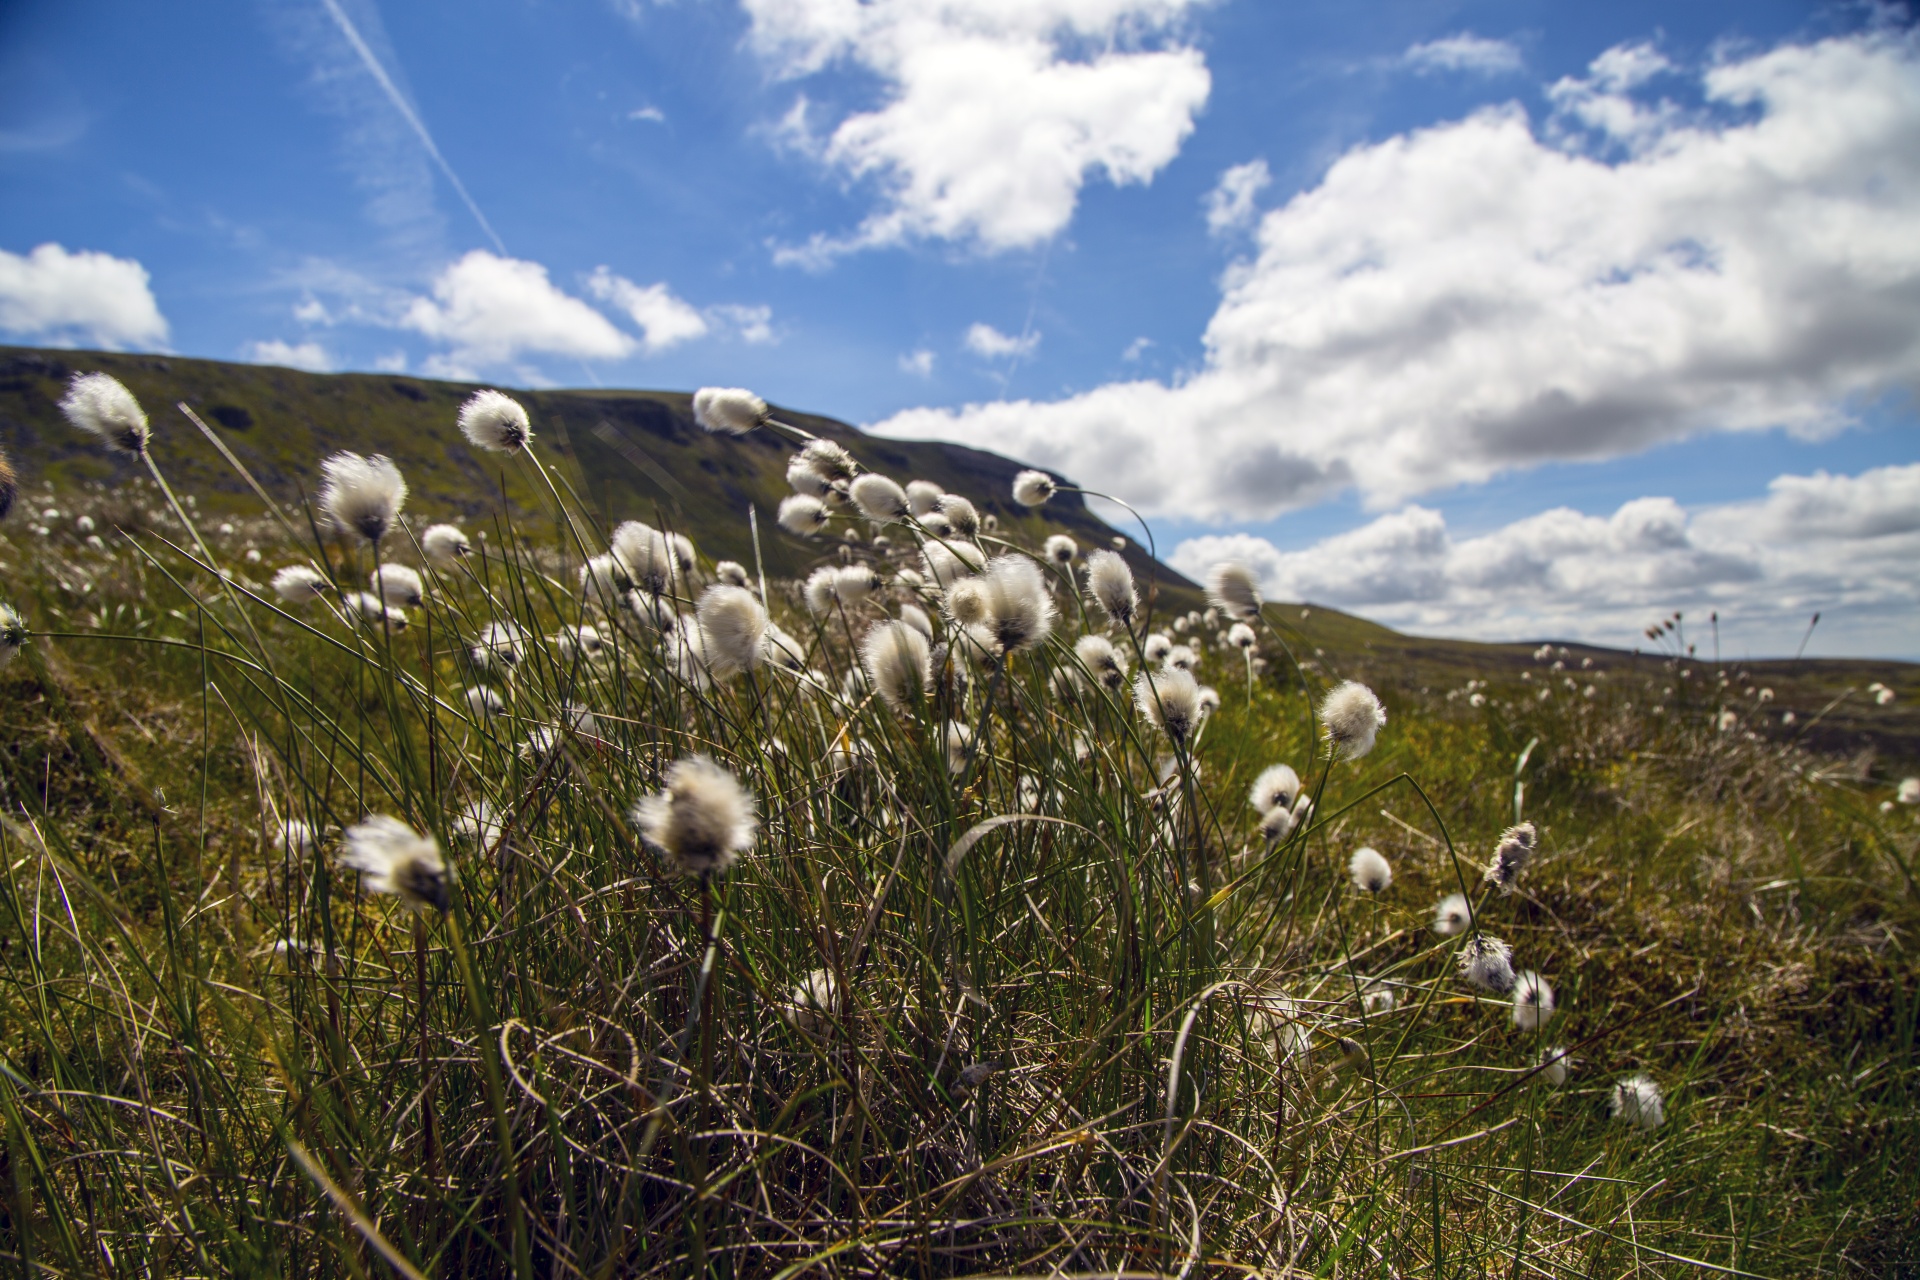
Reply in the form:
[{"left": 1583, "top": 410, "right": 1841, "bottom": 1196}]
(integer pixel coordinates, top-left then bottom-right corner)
[
  {"left": 1458, "top": 934, "right": 1516, "bottom": 993},
  {"left": 715, "top": 560, "right": 750, "bottom": 588},
  {"left": 779, "top": 494, "right": 831, "bottom": 537},
  {"left": 272, "top": 565, "right": 329, "bottom": 603},
  {"left": 850, "top": 473, "right": 910, "bottom": 523},
  {"left": 370, "top": 563, "right": 423, "bottom": 608},
  {"left": 1249, "top": 764, "right": 1300, "bottom": 816},
  {"left": 421, "top": 523, "right": 472, "bottom": 566},
  {"left": 799, "top": 438, "right": 858, "bottom": 482},
  {"left": 1044, "top": 534, "right": 1076, "bottom": 564},
  {"left": 1511, "top": 971, "right": 1556, "bottom": 1030},
  {"left": 339, "top": 815, "right": 448, "bottom": 912},
  {"left": 696, "top": 584, "right": 769, "bottom": 681},
  {"left": 1259, "top": 804, "right": 1296, "bottom": 843},
  {"left": 1349, "top": 846, "right": 1392, "bottom": 893},
  {"left": 1143, "top": 633, "right": 1172, "bottom": 664},
  {"left": 1321, "top": 681, "right": 1387, "bottom": 760},
  {"left": 1896, "top": 777, "right": 1920, "bottom": 805},
  {"left": 472, "top": 620, "right": 526, "bottom": 672},
  {"left": 1228, "top": 622, "right": 1256, "bottom": 650},
  {"left": 976, "top": 555, "right": 1057, "bottom": 655},
  {"left": 783, "top": 968, "right": 839, "bottom": 1034},
  {"left": 457, "top": 389, "right": 532, "bottom": 452},
  {"left": 1205, "top": 561, "right": 1261, "bottom": 620},
  {"left": 631, "top": 754, "right": 756, "bottom": 878},
  {"left": 787, "top": 457, "right": 831, "bottom": 497},
  {"left": 1164, "top": 644, "right": 1199, "bottom": 673},
  {"left": 898, "top": 603, "right": 933, "bottom": 638},
  {"left": 464, "top": 685, "right": 504, "bottom": 718},
  {"left": 1012, "top": 469, "right": 1056, "bottom": 507},
  {"left": 1484, "top": 822, "right": 1536, "bottom": 894},
  {"left": 937, "top": 493, "right": 979, "bottom": 535},
  {"left": 1539, "top": 1045, "right": 1573, "bottom": 1086},
  {"left": 692, "top": 386, "right": 768, "bottom": 434},
  {"left": 943, "top": 721, "right": 973, "bottom": 775},
  {"left": 862, "top": 620, "right": 933, "bottom": 713},
  {"left": 60, "top": 373, "right": 150, "bottom": 454},
  {"left": 1083, "top": 550, "right": 1136, "bottom": 627},
  {"left": 923, "top": 540, "right": 986, "bottom": 589},
  {"left": 611, "top": 521, "right": 678, "bottom": 595},
  {"left": 804, "top": 567, "right": 839, "bottom": 615},
  {"left": 0, "top": 603, "right": 25, "bottom": 671},
  {"left": 1610, "top": 1075, "right": 1665, "bottom": 1131},
  {"left": 1135, "top": 667, "right": 1202, "bottom": 746},
  {"left": 1074, "top": 633, "right": 1128, "bottom": 691},
  {"left": 905, "top": 479, "right": 944, "bottom": 516},
  {"left": 319, "top": 452, "right": 408, "bottom": 545},
  {"left": 1432, "top": 893, "right": 1471, "bottom": 937}
]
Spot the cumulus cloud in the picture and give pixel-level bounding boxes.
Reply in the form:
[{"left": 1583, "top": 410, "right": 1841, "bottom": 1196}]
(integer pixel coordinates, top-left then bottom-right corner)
[
  {"left": 709, "top": 303, "right": 776, "bottom": 345},
  {"left": 900, "top": 348, "right": 936, "bottom": 376},
  {"left": 1204, "top": 159, "right": 1270, "bottom": 234},
  {"left": 246, "top": 339, "right": 333, "bottom": 372},
  {"left": 965, "top": 322, "right": 1039, "bottom": 359},
  {"left": 873, "top": 32, "right": 1920, "bottom": 523},
  {"left": 1170, "top": 464, "right": 1920, "bottom": 653},
  {"left": 1402, "top": 33, "right": 1523, "bottom": 76},
  {"left": 749, "top": 0, "right": 1211, "bottom": 259},
  {"left": 0, "top": 243, "right": 168, "bottom": 348},
  {"left": 586, "top": 268, "right": 710, "bottom": 352},
  {"left": 402, "top": 250, "right": 633, "bottom": 376}
]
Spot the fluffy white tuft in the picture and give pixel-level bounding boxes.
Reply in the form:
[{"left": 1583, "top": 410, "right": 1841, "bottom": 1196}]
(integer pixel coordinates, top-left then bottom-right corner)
[
  {"left": 1321, "top": 680, "right": 1386, "bottom": 760},
  {"left": 369, "top": 563, "right": 423, "bottom": 608},
  {"left": 692, "top": 386, "right": 768, "bottom": 435},
  {"left": 850, "top": 473, "right": 910, "bottom": 522},
  {"left": 421, "top": 523, "right": 472, "bottom": 566},
  {"left": 1205, "top": 561, "right": 1261, "bottom": 619},
  {"left": 862, "top": 620, "right": 933, "bottom": 712},
  {"left": 319, "top": 452, "right": 408, "bottom": 545},
  {"left": 1135, "top": 667, "right": 1202, "bottom": 745},
  {"left": 1083, "top": 550, "right": 1137, "bottom": 627},
  {"left": 1511, "top": 971, "right": 1556, "bottom": 1030},
  {"left": 1610, "top": 1075, "right": 1666, "bottom": 1131},
  {"left": 778, "top": 494, "right": 830, "bottom": 537},
  {"left": 1349, "top": 846, "right": 1392, "bottom": 893},
  {"left": 458, "top": 389, "right": 532, "bottom": 452},
  {"left": 1249, "top": 763, "right": 1300, "bottom": 815},
  {"left": 338, "top": 815, "right": 448, "bottom": 912},
  {"left": 1431, "top": 893, "right": 1471, "bottom": 937},
  {"left": 59, "top": 372, "right": 149, "bottom": 454},
  {"left": 1457, "top": 934, "right": 1515, "bottom": 993},
  {"left": 631, "top": 755, "right": 756, "bottom": 877},
  {"left": 272, "top": 565, "right": 329, "bottom": 603},
  {"left": 1012, "top": 469, "right": 1056, "bottom": 507},
  {"left": 696, "top": 584, "right": 769, "bottom": 681}
]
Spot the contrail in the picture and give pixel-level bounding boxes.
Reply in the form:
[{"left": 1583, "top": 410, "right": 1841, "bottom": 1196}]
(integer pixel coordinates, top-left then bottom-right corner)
[{"left": 319, "top": 0, "right": 508, "bottom": 256}]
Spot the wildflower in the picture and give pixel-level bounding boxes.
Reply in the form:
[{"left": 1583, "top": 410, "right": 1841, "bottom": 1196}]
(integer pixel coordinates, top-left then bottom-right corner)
[
  {"left": 1511, "top": 971, "right": 1555, "bottom": 1030},
  {"left": 611, "top": 521, "right": 677, "bottom": 595},
  {"left": 278, "top": 819, "right": 315, "bottom": 853},
  {"left": 1483, "top": 822, "right": 1536, "bottom": 895},
  {"left": 944, "top": 722, "right": 973, "bottom": 775},
  {"left": 862, "top": 620, "right": 932, "bottom": 711},
  {"left": 715, "top": 560, "right": 750, "bottom": 588},
  {"left": 1321, "top": 681, "right": 1386, "bottom": 760},
  {"left": 665, "top": 616, "right": 711, "bottom": 687},
  {"left": 938, "top": 494, "right": 980, "bottom": 535},
  {"left": 1143, "top": 633, "right": 1172, "bottom": 664},
  {"left": 778, "top": 494, "right": 829, "bottom": 537},
  {"left": 1164, "top": 644, "right": 1199, "bottom": 672},
  {"left": 59, "top": 372, "right": 149, "bottom": 454},
  {"left": 1898, "top": 778, "right": 1920, "bottom": 805},
  {"left": 1431, "top": 893, "right": 1471, "bottom": 937},
  {"left": 783, "top": 968, "right": 838, "bottom": 1034},
  {"left": 370, "top": 563, "right": 423, "bottom": 608},
  {"left": 763, "top": 623, "right": 807, "bottom": 671},
  {"left": 472, "top": 620, "right": 526, "bottom": 671},
  {"left": 899, "top": 602, "right": 933, "bottom": 638},
  {"left": 555, "top": 624, "right": 605, "bottom": 662},
  {"left": 465, "top": 685, "right": 505, "bottom": 718},
  {"left": 1136, "top": 667, "right": 1202, "bottom": 746},
  {"left": 945, "top": 578, "right": 989, "bottom": 629},
  {"left": 692, "top": 386, "right": 768, "bottom": 435},
  {"left": 905, "top": 479, "right": 944, "bottom": 516},
  {"left": 1205, "top": 562, "right": 1261, "bottom": 620},
  {"left": 1012, "top": 469, "right": 1056, "bottom": 506},
  {"left": 632, "top": 755, "right": 756, "bottom": 878},
  {"left": 272, "top": 565, "right": 330, "bottom": 603},
  {"left": 421, "top": 523, "right": 471, "bottom": 566},
  {"left": 1228, "top": 622, "right": 1256, "bottom": 650},
  {"left": 974, "top": 555, "right": 1057, "bottom": 655},
  {"left": 0, "top": 604, "right": 25, "bottom": 671},
  {"left": 338, "top": 815, "right": 449, "bottom": 912},
  {"left": 1349, "top": 846, "right": 1392, "bottom": 893},
  {"left": 346, "top": 592, "right": 408, "bottom": 630},
  {"left": 1610, "top": 1075, "right": 1666, "bottom": 1131},
  {"left": 697, "top": 584, "right": 769, "bottom": 681},
  {"left": 799, "top": 437, "right": 857, "bottom": 482},
  {"left": 923, "top": 540, "right": 985, "bottom": 588},
  {"left": 1083, "top": 550, "right": 1136, "bottom": 627},
  {"left": 850, "top": 474, "right": 910, "bottom": 522},
  {"left": 1539, "top": 1045, "right": 1573, "bottom": 1086},
  {"left": 1074, "top": 633, "right": 1128, "bottom": 691},
  {"left": 1457, "top": 934, "right": 1516, "bottom": 993},
  {"left": 1044, "top": 534, "right": 1076, "bottom": 564},
  {"left": 319, "top": 452, "right": 407, "bottom": 545},
  {"left": 457, "top": 388, "right": 532, "bottom": 452}
]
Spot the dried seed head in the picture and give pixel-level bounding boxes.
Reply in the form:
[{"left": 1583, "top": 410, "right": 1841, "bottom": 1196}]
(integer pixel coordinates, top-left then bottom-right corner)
[
  {"left": 779, "top": 493, "right": 830, "bottom": 537},
  {"left": 1348, "top": 846, "right": 1392, "bottom": 893},
  {"left": 943, "top": 721, "right": 973, "bottom": 775},
  {"left": 1457, "top": 934, "right": 1515, "bottom": 993},
  {"left": 1259, "top": 804, "right": 1296, "bottom": 843},
  {"left": 975, "top": 555, "right": 1056, "bottom": 655},
  {"left": 799, "top": 437, "right": 858, "bottom": 482},
  {"left": 1135, "top": 667, "right": 1202, "bottom": 746},
  {"left": 692, "top": 386, "right": 767, "bottom": 434},
  {"left": 1431, "top": 893, "right": 1471, "bottom": 937},
  {"left": 787, "top": 457, "right": 831, "bottom": 497},
  {"left": 580, "top": 553, "right": 631, "bottom": 603},
  {"left": 369, "top": 563, "right": 423, "bottom": 608},
  {"left": 1164, "top": 644, "right": 1199, "bottom": 672},
  {"left": 850, "top": 473, "right": 911, "bottom": 523},
  {"left": 804, "top": 567, "right": 840, "bottom": 615},
  {"left": 1539, "top": 1046, "right": 1573, "bottom": 1086},
  {"left": 60, "top": 372, "right": 149, "bottom": 454},
  {"left": 1228, "top": 622, "right": 1256, "bottom": 650},
  {"left": 472, "top": 620, "right": 526, "bottom": 671},
  {"left": 1484, "top": 822, "right": 1536, "bottom": 894},
  {"left": 696, "top": 584, "right": 769, "bottom": 681},
  {"left": 339, "top": 815, "right": 448, "bottom": 912},
  {"left": 898, "top": 603, "right": 933, "bottom": 638},
  {"left": 905, "top": 479, "right": 945, "bottom": 515},
  {"left": 611, "top": 521, "right": 678, "bottom": 595},
  {"left": 464, "top": 685, "right": 504, "bottom": 718},
  {"left": 1511, "top": 971, "right": 1556, "bottom": 1030},
  {"left": 457, "top": 388, "right": 532, "bottom": 452},
  {"left": 319, "top": 452, "right": 407, "bottom": 545},
  {"left": 715, "top": 560, "right": 751, "bottom": 588},
  {"left": 862, "top": 620, "right": 933, "bottom": 712},
  {"left": 1321, "top": 681, "right": 1386, "bottom": 760},
  {"left": 0, "top": 602, "right": 25, "bottom": 671},
  {"left": 937, "top": 493, "right": 979, "bottom": 535},
  {"left": 1204, "top": 561, "right": 1261, "bottom": 620},
  {"left": 631, "top": 754, "right": 756, "bottom": 877},
  {"left": 1248, "top": 763, "right": 1300, "bottom": 815},
  {"left": 421, "top": 523, "right": 472, "bottom": 566},
  {"left": 923, "top": 540, "right": 985, "bottom": 588},
  {"left": 1044, "top": 534, "right": 1076, "bottom": 564},
  {"left": 783, "top": 968, "right": 838, "bottom": 1034},
  {"left": 1143, "top": 633, "right": 1172, "bottom": 664},
  {"left": 272, "top": 565, "right": 330, "bottom": 603},
  {"left": 1074, "top": 633, "right": 1128, "bottom": 691},
  {"left": 1083, "top": 550, "right": 1136, "bottom": 626},
  {"left": 1610, "top": 1075, "right": 1665, "bottom": 1131}
]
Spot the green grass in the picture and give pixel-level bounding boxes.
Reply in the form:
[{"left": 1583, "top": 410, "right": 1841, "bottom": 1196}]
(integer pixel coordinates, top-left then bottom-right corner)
[{"left": 0, "top": 369, "right": 1916, "bottom": 1277}]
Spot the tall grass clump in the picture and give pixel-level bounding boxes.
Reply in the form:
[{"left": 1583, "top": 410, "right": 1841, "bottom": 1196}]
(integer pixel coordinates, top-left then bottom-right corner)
[{"left": 0, "top": 374, "right": 1914, "bottom": 1276}]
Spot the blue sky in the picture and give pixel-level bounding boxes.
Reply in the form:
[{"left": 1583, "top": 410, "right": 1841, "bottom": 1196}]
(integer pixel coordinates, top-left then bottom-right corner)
[{"left": 2, "top": 0, "right": 1916, "bottom": 656}]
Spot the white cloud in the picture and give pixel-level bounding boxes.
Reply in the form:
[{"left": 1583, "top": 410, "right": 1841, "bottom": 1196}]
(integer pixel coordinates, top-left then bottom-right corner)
[
  {"left": 709, "top": 303, "right": 776, "bottom": 344},
  {"left": 965, "top": 322, "right": 1040, "bottom": 358},
  {"left": 402, "top": 250, "right": 634, "bottom": 376},
  {"left": 874, "top": 32, "right": 1920, "bottom": 522},
  {"left": 1123, "top": 336, "right": 1153, "bottom": 361},
  {"left": 1402, "top": 33, "right": 1523, "bottom": 76},
  {"left": 586, "top": 268, "right": 710, "bottom": 352},
  {"left": 246, "top": 339, "right": 333, "bottom": 372},
  {"left": 1169, "top": 464, "right": 1920, "bottom": 654},
  {"left": 749, "top": 0, "right": 1211, "bottom": 258},
  {"left": 900, "top": 348, "right": 936, "bottom": 376},
  {"left": 628, "top": 105, "right": 667, "bottom": 123},
  {"left": 0, "top": 243, "right": 168, "bottom": 348},
  {"left": 1204, "top": 158, "right": 1270, "bottom": 234},
  {"left": 373, "top": 349, "right": 408, "bottom": 372}
]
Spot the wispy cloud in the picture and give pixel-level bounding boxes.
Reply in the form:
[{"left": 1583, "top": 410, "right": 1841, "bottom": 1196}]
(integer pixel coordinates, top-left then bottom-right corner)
[
  {"left": 246, "top": 338, "right": 333, "bottom": 372},
  {"left": 965, "top": 323, "right": 1039, "bottom": 359},
  {"left": 1402, "top": 33, "right": 1523, "bottom": 76},
  {"left": 1204, "top": 159, "right": 1270, "bottom": 234}
]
